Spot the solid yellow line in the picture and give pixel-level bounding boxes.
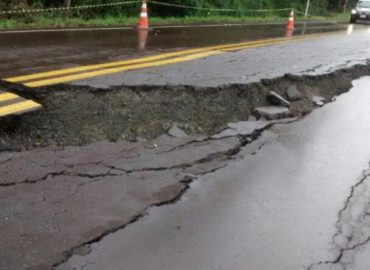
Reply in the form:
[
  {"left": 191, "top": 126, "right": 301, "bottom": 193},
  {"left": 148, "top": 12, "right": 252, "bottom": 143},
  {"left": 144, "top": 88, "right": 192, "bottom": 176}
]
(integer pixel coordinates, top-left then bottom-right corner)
[
  {"left": 0, "top": 100, "right": 41, "bottom": 117},
  {"left": 24, "top": 34, "right": 325, "bottom": 88},
  {"left": 5, "top": 31, "right": 343, "bottom": 85},
  {"left": 220, "top": 37, "right": 299, "bottom": 52},
  {"left": 25, "top": 50, "right": 224, "bottom": 87},
  {"left": 4, "top": 36, "right": 301, "bottom": 83},
  {"left": 0, "top": 92, "right": 20, "bottom": 102}
]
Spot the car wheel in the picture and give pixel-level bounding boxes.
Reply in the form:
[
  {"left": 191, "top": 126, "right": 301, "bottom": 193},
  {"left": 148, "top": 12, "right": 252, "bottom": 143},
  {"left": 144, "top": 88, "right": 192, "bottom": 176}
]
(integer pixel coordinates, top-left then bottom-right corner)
[{"left": 350, "top": 16, "right": 357, "bottom": 23}]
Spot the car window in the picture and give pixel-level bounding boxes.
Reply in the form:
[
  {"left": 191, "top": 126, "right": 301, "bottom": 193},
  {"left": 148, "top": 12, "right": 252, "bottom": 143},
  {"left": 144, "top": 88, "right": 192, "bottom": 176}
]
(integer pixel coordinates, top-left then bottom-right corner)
[{"left": 358, "top": 1, "right": 370, "bottom": 8}]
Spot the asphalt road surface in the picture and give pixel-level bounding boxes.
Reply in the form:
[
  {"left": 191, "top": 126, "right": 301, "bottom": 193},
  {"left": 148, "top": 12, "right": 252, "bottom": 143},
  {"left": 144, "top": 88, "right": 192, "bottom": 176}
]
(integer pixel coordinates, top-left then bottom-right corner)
[
  {"left": 0, "top": 22, "right": 346, "bottom": 79},
  {"left": 58, "top": 77, "right": 370, "bottom": 270},
  {"left": 2, "top": 23, "right": 370, "bottom": 89},
  {"left": 70, "top": 24, "right": 370, "bottom": 88},
  {"left": 2, "top": 21, "right": 370, "bottom": 270}
]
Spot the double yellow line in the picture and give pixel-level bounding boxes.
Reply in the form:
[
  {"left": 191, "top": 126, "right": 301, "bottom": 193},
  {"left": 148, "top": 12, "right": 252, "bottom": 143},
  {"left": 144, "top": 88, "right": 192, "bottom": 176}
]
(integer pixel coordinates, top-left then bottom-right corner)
[
  {"left": 0, "top": 91, "right": 41, "bottom": 117},
  {"left": 4, "top": 33, "right": 331, "bottom": 88}
]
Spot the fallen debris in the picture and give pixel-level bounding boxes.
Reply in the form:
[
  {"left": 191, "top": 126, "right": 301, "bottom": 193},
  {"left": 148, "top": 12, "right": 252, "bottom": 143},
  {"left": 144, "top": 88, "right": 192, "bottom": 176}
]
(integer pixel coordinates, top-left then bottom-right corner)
[
  {"left": 0, "top": 64, "right": 368, "bottom": 150},
  {"left": 312, "top": 95, "right": 326, "bottom": 106},
  {"left": 212, "top": 120, "right": 269, "bottom": 139},
  {"left": 168, "top": 125, "right": 188, "bottom": 138},
  {"left": 286, "top": 85, "right": 303, "bottom": 101},
  {"left": 254, "top": 106, "right": 290, "bottom": 120},
  {"left": 267, "top": 91, "right": 291, "bottom": 107}
]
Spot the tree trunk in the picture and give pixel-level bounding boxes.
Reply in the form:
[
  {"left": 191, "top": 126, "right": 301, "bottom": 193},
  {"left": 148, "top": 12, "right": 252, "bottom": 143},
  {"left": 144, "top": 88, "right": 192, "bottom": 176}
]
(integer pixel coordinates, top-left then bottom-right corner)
[{"left": 65, "top": 0, "right": 71, "bottom": 8}]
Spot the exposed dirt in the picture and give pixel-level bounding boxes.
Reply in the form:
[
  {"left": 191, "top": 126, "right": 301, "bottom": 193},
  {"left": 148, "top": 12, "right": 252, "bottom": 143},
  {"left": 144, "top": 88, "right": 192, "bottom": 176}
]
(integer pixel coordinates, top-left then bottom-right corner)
[{"left": 1, "top": 63, "right": 370, "bottom": 151}]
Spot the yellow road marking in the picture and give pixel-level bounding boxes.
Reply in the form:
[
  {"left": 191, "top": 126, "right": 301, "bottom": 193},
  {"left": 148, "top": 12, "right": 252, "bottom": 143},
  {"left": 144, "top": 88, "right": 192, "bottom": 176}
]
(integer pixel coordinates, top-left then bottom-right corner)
[
  {"left": 5, "top": 37, "right": 292, "bottom": 83},
  {"left": 24, "top": 34, "right": 327, "bottom": 88},
  {"left": 0, "top": 100, "right": 42, "bottom": 117},
  {"left": 6, "top": 31, "right": 344, "bottom": 88},
  {"left": 0, "top": 92, "right": 20, "bottom": 102},
  {"left": 24, "top": 50, "right": 224, "bottom": 87},
  {"left": 220, "top": 40, "right": 289, "bottom": 52}
]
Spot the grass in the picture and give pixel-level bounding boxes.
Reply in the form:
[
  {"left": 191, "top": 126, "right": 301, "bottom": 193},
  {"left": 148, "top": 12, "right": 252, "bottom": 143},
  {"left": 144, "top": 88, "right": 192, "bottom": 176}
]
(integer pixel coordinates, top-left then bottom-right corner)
[
  {"left": 308, "top": 12, "right": 350, "bottom": 23},
  {"left": 0, "top": 13, "right": 350, "bottom": 30}
]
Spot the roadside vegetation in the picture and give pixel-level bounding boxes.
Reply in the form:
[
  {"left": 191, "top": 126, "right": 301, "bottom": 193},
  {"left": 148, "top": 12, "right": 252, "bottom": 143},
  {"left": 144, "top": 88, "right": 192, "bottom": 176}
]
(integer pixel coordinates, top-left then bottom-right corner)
[{"left": 0, "top": 0, "right": 355, "bottom": 30}]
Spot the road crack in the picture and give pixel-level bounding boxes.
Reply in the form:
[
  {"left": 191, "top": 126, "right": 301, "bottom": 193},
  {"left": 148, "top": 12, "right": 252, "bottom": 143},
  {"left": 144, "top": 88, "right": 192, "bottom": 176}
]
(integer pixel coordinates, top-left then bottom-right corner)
[
  {"left": 51, "top": 124, "right": 280, "bottom": 269},
  {"left": 0, "top": 170, "right": 66, "bottom": 187},
  {"left": 307, "top": 164, "right": 370, "bottom": 270},
  {"left": 52, "top": 174, "right": 195, "bottom": 270}
]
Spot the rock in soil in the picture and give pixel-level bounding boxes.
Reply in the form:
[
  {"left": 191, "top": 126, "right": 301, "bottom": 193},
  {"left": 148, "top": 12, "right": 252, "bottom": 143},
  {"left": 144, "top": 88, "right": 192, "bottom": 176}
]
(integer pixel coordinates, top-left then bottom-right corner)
[{"left": 286, "top": 85, "right": 303, "bottom": 101}]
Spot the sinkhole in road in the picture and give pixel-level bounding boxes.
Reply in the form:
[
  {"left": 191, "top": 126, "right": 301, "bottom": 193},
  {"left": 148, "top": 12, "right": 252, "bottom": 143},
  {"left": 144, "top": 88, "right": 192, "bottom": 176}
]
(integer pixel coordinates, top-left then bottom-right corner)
[{"left": 0, "top": 64, "right": 370, "bottom": 151}]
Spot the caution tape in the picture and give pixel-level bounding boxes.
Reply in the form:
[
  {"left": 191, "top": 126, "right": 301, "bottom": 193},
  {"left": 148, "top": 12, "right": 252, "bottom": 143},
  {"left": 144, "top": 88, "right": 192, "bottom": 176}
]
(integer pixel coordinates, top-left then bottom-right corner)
[
  {"left": 0, "top": 0, "right": 296, "bottom": 16},
  {"left": 294, "top": 9, "right": 343, "bottom": 25},
  {"left": 148, "top": 0, "right": 293, "bottom": 13},
  {"left": 0, "top": 1, "right": 140, "bottom": 15}
]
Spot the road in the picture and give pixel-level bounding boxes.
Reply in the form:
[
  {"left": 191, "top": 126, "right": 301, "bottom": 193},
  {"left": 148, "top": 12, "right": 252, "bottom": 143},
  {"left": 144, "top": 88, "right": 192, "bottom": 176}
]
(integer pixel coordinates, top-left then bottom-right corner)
[
  {"left": 2, "top": 22, "right": 370, "bottom": 270},
  {"left": 58, "top": 77, "right": 370, "bottom": 270},
  {"left": 2, "top": 23, "right": 370, "bottom": 89},
  {"left": 0, "top": 22, "right": 345, "bottom": 79}
]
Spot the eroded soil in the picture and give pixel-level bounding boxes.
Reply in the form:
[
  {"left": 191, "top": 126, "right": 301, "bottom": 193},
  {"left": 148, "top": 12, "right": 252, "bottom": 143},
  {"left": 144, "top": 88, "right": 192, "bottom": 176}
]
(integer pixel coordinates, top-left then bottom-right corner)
[{"left": 1, "top": 63, "right": 369, "bottom": 151}]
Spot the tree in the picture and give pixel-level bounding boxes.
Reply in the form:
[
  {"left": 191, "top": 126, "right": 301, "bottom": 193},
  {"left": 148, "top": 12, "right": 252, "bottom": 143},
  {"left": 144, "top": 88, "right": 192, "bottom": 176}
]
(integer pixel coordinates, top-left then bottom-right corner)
[{"left": 11, "top": 0, "right": 28, "bottom": 8}]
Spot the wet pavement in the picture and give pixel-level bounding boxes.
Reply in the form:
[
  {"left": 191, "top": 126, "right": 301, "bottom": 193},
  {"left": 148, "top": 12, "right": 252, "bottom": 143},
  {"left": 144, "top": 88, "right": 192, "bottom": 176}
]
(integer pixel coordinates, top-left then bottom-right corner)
[
  {"left": 70, "top": 24, "right": 370, "bottom": 88},
  {"left": 0, "top": 22, "right": 347, "bottom": 79},
  {"left": 57, "top": 76, "right": 370, "bottom": 270},
  {"left": 2, "top": 21, "right": 370, "bottom": 270}
]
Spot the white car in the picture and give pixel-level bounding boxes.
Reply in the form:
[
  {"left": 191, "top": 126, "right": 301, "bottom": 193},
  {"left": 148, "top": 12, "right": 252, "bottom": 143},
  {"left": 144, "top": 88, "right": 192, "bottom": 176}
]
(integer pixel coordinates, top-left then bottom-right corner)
[{"left": 351, "top": 0, "right": 370, "bottom": 23}]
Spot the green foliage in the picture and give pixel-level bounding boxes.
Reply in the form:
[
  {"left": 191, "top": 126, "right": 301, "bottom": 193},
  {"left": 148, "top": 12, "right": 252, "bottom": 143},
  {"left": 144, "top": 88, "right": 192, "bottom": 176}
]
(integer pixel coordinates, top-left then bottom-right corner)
[
  {"left": 0, "top": 0, "right": 351, "bottom": 30},
  {"left": 1, "top": 0, "right": 347, "bottom": 17},
  {"left": 0, "top": 13, "right": 349, "bottom": 30}
]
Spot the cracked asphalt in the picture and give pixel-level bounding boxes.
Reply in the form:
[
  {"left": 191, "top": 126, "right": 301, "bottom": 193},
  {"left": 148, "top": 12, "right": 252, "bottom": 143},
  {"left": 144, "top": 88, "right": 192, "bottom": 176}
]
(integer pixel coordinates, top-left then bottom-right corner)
[
  {"left": 0, "top": 133, "right": 244, "bottom": 270},
  {"left": 3, "top": 23, "right": 370, "bottom": 270},
  {"left": 57, "top": 77, "right": 370, "bottom": 270}
]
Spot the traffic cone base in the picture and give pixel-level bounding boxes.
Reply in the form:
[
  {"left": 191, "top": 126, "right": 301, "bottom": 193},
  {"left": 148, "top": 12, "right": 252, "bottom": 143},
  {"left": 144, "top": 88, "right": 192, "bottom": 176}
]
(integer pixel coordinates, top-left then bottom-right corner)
[
  {"left": 137, "top": 1, "right": 149, "bottom": 30},
  {"left": 138, "top": 29, "right": 149, "bottom": 50},
  {"left": 285, "top": 29, "right": 294, "bottom": 37}
]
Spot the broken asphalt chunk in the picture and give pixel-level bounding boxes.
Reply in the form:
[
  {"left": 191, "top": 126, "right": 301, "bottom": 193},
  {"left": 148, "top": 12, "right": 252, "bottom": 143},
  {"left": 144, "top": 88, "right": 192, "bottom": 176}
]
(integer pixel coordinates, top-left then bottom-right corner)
[
  {"left": 286, "top": 85, "right": 303, "bottom": 101},
  {"left": 168, "top": 125, "right": 188, "bottom": 138},
  {"left": 312, "top": 95, "right": 326, "bottom": 106},
  {"left": 254, "top": 106, "right": 290, "bottom": 120},
  {"left": 267, "top": 91, "right": 291, "bottom": 107}
]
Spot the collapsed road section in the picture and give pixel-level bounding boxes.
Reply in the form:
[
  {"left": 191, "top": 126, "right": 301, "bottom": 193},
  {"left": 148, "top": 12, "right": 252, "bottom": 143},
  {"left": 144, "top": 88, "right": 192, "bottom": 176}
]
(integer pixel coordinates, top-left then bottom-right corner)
[
  {"left": 56, "top": 77, "right": 370, "bottom": 270},
  {"left": 56, "top": 75, "right": 370, "bottom": 270},
  {"left": 1, "top": 63, "right": 370, "bottom": 151},
  {"left": 2, "top": 64, "right": 370, "bottom": 270}
]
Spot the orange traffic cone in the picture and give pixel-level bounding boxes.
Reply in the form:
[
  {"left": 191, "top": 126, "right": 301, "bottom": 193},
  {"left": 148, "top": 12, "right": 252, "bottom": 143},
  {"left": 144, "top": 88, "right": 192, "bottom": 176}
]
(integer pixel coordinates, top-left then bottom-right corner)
[
  {"left": 137, "top": 0, "right": 149, "bottom": 30},
  {"left": 286, "top": 10, "right": 294, "bottom": 30},
  {"left": 285, "top": 29, "right": 294, "bottom": 37}
]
